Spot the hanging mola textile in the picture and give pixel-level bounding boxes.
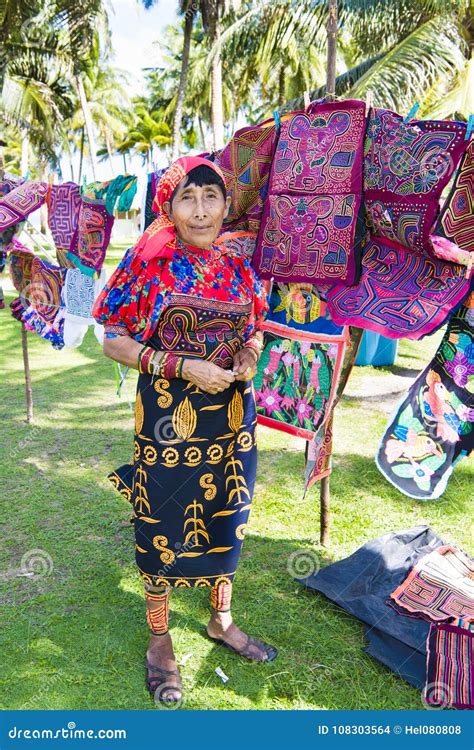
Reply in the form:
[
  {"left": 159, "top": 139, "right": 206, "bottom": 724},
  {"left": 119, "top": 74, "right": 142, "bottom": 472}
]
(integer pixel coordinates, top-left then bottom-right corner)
[
  {"left": 212, "top": 117, "right": 277, "bottom": 234},
  {"left": 17, "top": 256, "right": 66, "bottom": 349},
  {"left": 46, "top": 182, "right": 82, "bottom": 268},
  {"left": 253, "top": 99, "right": 367, "bottom": 286},
  {"left": 376, "top": 293, "right": 474, "bottom": 500},
  {"left": 61, "top": 267, "right": 107, "bottom": 348},
  {"left": 326, "top": 236, "right": 471, "bottom": 339},
  {"left": 66, "top": 175, "right": 137, "bottom": 277},
  {"left": 0, "top": 181, "right": 48, "bottom": 231},
  {"left": 363, "top": 108, "right": 467, "bottom": 257},
  {"left": 429, "top": 139, "right": 474, "bottom": 268}
]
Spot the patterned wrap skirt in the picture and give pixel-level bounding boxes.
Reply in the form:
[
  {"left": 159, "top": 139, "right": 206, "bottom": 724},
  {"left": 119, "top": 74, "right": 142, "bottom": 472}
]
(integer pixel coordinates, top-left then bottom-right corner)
[{"left": 109, "top": 294, "right": 257, "bottom": 588}]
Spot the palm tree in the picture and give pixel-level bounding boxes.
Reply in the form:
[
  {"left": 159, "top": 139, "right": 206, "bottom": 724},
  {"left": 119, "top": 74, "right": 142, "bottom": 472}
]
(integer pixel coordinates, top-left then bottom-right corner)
[
  {"left": 142, "top": 0, "right": 240, "bottom": 151},
  {"left": 117, "top": 103, "right": 172, "bottom": 167},
  {"left": 215, "top": 0, "right": 470, "bottom": 118}
]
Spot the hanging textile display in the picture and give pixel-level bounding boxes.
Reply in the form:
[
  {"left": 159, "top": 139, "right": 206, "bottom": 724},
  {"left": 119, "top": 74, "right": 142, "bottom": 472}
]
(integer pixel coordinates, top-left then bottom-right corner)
[
  {"left": 254, "top": 319, "right": 347, "bottom": 440},
  {"left": 376, "top": 294, "right": 473, "bottom": 500},
  {"left": 15, "top": 256, "right": 66, "bottom": 349},
  {"left": 8, "top": 238, "right": 34, "bottom": 293},
  {"left": 46, "top": 182, "right": 82, "bottom": 268},
  {"left": 0, "top": 181, "right": 48, "bottom": 231},
  {"left": 267, "top": 281, "right": 342, "bottom": 335},
  {"left": 429, "top": 139, "right": 474, "bottom": 267},
  {"left": 364, "top": 108, "right": 467, "bottom": 255},
  {"left": 426, "top": 620, "right": 474, "bottom": 710},
  {"left": 66, "top": 175, "right": 137, "bottom": 277},
  {"left": 326, "top": 237, "right": 471, "bottom": 340},
  {"left": 67, "top": 196, "right": 114, "bottom": 277},
  {"left": 253, "top": 100, "right": 367, "bottom": 285},
  {"left": 62, "top": 267, "right": 106, "bottom": 348},
  {"left": 214, "top": 118, "right": 277, "bottom": 233}
]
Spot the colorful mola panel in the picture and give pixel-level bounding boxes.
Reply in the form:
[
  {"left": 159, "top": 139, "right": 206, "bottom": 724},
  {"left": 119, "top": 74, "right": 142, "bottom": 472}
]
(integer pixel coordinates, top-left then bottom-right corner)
[
  {"left": 426, "top": 621, "right": 474, "bottom": 710},
  {"left": 431, "top": 139, "right": 474, "bottom": 259},
  {"left": 254, "top": 100, "right": 366, "bottom": 285},
  {"left": 47, "top": 182, "right": 82, "bottom": 253},
  {"left": 254, "top": 319, "right": 347, "bottom": 440},
  {"left": 365, "top": 197, "right": 434, "bottom": 254},
  {"left": 364, "top": 108, "right": 467, "bottom": 254},
  {"left": 67, "top": 198, "right": 114, "bottom": 276},
  {"left": 326, "top": 237, "right": 471, "bottom": 339},
  {"left": 376, "top": 295, "right": 474, "bottom": 500},
  {"left": 0, "top": 181, "right": 48, "bottom": 230},
  {"left": 28, "top": 256, "right": 66, "bottom": 325},
  {"left": 216, "top": 119, "right": 277, "bottom": 233}
]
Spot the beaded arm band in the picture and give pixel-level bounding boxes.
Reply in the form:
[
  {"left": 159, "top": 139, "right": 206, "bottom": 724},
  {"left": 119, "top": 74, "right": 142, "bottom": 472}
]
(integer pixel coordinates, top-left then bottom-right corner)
[
  {"left": 137, "top": 345, "right": 185, "bottom": 379},
  {"left": 244, "top": 332, "right": 264, "bottom": 363}
]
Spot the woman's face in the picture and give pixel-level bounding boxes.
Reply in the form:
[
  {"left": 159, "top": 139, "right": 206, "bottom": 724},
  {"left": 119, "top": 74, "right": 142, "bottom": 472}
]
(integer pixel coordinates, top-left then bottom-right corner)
[{"left": 163, "top": 177, "right": 231, "bottom": 249}]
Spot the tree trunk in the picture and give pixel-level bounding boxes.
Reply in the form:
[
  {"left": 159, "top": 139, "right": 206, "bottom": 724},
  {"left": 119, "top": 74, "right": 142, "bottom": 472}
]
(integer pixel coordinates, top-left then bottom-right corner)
[
  {"left": 21, "top": 129, "right": 29, "bottom": 176},
  {"left": 198, "top": 116, "right": 207, "bottom": 151},
  {"left": 209, "top": 18, "right": 224, "bottom": 151},
  {"left": 78, "top": 127, "right": 85, "bottom": 183},
  {"left": 104, "top": 126, "right": 115, "bottom": 177},
  {"left": 122, "top": 153, "right": 128, "bottom": 173},
  {"left": 278, "top": 65, "right": 286, "bottom": 108},
  {"left": 172, "top": 1, "right": 196, "bottom": 160},
  {"left": 75, "top": 74, "right": 98, "bottom": 180},
  {"left": 326, "top": 0, "right": 338, "bottom": 101}
]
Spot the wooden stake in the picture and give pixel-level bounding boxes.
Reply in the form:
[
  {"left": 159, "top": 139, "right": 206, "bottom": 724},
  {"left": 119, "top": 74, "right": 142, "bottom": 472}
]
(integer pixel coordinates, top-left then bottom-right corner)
[
  {"left": 326, "top": 0, "right": 338, "bottom": 102},
  {"left": 319, "top": 0, "right": 339, "bottom": 545},
  {"left": 21, "top": 322, "right": 34, "bottom": 423},
  {"left": 320, "top": 476, "right": 330, "bottom": 546}
]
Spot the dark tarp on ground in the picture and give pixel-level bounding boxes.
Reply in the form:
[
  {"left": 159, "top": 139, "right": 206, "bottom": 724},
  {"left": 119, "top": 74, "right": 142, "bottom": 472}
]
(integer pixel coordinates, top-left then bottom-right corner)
[{"left": 298, "top": 526, "right": 446, "bottom": 688}]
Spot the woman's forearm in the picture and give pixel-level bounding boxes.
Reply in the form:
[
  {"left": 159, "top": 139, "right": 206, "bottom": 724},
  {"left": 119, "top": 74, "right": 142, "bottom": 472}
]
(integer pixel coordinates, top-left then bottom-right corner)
[{"left": 103, "top": 335, "right": 146, "bottom": 370}]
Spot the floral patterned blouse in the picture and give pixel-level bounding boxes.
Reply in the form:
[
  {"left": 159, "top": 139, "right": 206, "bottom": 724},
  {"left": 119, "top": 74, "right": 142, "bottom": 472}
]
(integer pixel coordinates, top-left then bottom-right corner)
[{"left": 92, "top": 231, "right": 269, "bottom": 343}]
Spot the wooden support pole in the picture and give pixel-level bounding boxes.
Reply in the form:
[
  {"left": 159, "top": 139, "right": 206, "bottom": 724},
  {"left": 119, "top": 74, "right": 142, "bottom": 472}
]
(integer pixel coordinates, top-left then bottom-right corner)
[
  {"left": 21, "top": 322, "right": 34, "bottom": 423},
  {"left": 319, "top": 0, "right": 339, "bottom": 546},
  {"left": 326, "top": 0, "right": 338, "bottom": 102}
]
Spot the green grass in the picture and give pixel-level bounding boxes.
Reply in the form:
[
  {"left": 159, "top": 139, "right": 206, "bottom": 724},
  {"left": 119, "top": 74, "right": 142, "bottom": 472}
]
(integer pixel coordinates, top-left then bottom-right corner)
[{"left": 0, "top": 243, "right": 472, "bottom": 710}]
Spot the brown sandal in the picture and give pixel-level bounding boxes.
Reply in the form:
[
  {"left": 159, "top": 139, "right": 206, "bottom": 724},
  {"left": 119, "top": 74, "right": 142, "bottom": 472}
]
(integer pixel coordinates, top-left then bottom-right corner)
[
  {"left": 207, "top": 628, "right": 278, "bottom": 663},
  {"left": 145, "top": 658, "right": 183, "bottom": 703}
]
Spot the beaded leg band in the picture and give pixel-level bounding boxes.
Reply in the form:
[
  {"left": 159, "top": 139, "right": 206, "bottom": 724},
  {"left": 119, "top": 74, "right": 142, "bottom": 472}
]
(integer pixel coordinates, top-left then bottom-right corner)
[
  {"left": 144, "top": 585, "right": 171, "bottom": 635},
  {"left": 210, "top": 581, "right": 233, "bottom": 613}
]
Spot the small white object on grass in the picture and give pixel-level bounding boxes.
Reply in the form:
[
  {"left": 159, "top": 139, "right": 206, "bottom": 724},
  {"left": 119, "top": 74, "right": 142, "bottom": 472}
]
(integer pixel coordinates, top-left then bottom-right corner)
[
  {"left": 215, "top": 666, "right": 229, "bottom": 683},
  {"left": 179, "top": 653, "right": 193, "bottom": 666}
]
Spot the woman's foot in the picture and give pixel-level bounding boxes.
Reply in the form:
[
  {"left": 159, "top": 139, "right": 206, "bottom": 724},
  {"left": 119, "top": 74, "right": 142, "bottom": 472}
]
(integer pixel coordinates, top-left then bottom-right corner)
[
  {"left": 145, "top": 632, "right": 183, "bottom": 702},
  {"left": 207, "top": 610, "right": 277, "bottom": 662}
]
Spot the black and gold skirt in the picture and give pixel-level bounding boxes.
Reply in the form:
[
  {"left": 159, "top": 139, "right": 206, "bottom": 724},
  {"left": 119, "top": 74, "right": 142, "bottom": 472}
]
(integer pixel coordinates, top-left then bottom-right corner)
[{"left": 109, "top": 294, "right": 257, "bottom": 588}]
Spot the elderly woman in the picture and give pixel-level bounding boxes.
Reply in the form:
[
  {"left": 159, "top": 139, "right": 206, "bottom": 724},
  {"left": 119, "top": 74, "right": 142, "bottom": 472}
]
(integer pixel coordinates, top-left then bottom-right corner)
[{"left": 92, "top": 156, "right": 277, "bottom": 704}]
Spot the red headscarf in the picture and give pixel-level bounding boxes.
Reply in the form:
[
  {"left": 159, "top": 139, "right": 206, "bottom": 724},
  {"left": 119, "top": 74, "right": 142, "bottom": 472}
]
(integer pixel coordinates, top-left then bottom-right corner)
[{"left": 131, "top": 156, "right": 225, "bottom": 269}]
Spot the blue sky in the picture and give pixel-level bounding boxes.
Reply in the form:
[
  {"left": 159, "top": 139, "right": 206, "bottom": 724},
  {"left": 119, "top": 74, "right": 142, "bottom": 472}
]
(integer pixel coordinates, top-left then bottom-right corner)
[{"left": 108, "top": 0, "right": 179, "bottom": 95}]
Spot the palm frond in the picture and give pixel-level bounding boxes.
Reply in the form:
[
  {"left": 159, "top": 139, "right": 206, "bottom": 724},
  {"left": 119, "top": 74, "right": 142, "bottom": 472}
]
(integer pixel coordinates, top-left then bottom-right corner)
[{"left": 347, "top": 16, "right": 467, "bottom": 112}]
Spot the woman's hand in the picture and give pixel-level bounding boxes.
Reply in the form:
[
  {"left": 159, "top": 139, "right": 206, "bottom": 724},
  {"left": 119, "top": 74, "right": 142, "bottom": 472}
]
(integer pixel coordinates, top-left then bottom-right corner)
[
  {"left": 233, "top": 347, "right": 258, "bottom": 381},
  {"left": 182, "top": 358, "right": 235, "bottom": 394}
]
